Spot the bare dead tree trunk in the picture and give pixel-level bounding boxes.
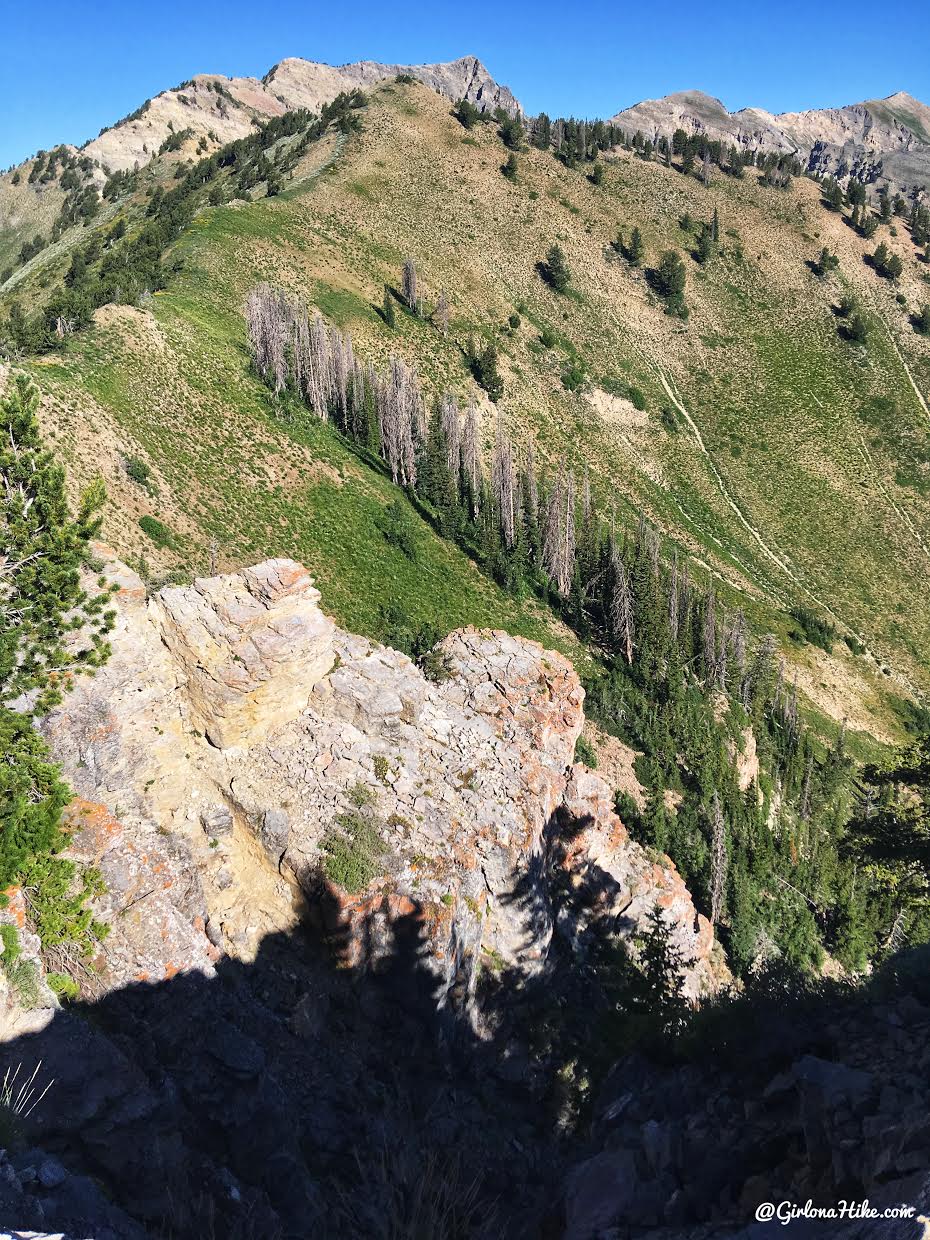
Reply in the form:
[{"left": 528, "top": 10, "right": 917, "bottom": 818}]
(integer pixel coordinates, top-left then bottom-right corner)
[
  {"left": 439, "top": 393, "right": 461, "bottom": 476},
  {"left": 492, "top": 417, "right": 516, "bottom": 549},
  {"left": 610, "top": 538, "right": 634, "bottom": 665},
  {"left": 402, "top": 258, "right": 418, "bottom": 313},
  {"left": 435, "top": 289, "right": 450, "bottom": 338}
]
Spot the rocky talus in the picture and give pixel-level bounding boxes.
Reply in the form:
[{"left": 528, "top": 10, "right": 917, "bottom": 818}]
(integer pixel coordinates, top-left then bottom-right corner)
[
  {"left": 564, "top": 969, "right": 930, "bottom": 1239},
  {"left": 0, "top": 552, "right": 719, "bottom": 1238}
]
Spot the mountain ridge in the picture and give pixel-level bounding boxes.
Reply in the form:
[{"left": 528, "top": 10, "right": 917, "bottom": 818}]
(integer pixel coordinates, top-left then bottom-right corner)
[{"left": 613, "top": 87, "right": 930, "bottom": 194}]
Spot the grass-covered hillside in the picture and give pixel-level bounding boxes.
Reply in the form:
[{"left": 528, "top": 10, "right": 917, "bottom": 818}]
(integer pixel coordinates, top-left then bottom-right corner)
[{"left": 2, "top": 78, "right": 930, "bottom": 742}]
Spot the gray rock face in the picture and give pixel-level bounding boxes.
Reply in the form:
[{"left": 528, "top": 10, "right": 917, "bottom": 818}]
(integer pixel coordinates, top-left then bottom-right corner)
[
  {"left": 560, "top": 972, "right": 930, "bottom": 1238},
  {"left": 80, "top": 55, "right": 520, "bottom": 174},
  {"left": 35, "top": 552, "right": 721, "bottom": 1008},
  {"left": 612, "top": 88, "right": 930, "bottom": 197}
]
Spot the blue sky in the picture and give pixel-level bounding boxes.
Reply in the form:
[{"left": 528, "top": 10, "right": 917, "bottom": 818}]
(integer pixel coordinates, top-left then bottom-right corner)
[{"left": 3, "top": 0, "right": 929, "bottom": 169}]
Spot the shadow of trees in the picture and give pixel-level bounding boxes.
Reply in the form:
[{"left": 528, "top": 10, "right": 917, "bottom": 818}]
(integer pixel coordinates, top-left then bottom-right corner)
[
  {"left": 0, "top": 804, "right": 630, "bottom": 1239},
  {"left": 3, "top": 800, "right": 930, "bottom": 1238}
]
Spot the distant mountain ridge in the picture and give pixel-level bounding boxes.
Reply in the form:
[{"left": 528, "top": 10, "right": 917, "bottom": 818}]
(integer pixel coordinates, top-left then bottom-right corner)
[
  {"left": 6, "top": 54, "right": 928, "bottom": 199},
  {"left": 612, "top": 88, "right": 930, "bottom": 195},
  {"left": 78, "top": 55, "right": 520, "bottom": 174}
]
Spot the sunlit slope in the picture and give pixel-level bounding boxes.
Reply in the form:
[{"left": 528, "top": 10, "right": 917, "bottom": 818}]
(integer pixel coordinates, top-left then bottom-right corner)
[{"left": 24, "top": 80, "right": 930, "bottom": 729}]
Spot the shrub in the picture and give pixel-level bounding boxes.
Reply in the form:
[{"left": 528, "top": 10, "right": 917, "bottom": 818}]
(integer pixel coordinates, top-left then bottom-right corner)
[
  {"left": 0, "top": 926, "right": 41, "bottom": 1009},
  {"left": 138, "top": 515, "right": 175, "bottom": 549},
  {"left": 348, "top": 781, "right": 377, "bottom": 810},
  {"left": 322, "top": 810, "right": 388, "bottom": 893},
  {"left": 124, "top": 455, "right": 152, "bottom": 488},
  {"left": 420, "top": 648, "right": 452, "bottom": 682},
  {"left": 574, "top": 734, "right": 598, "bottom": 768},
  {"left": 46, "top": 971, "right": 79, "bottom": 1001},
  {"left": 562, "top": 360, "right": 588, "bottom": 392}
]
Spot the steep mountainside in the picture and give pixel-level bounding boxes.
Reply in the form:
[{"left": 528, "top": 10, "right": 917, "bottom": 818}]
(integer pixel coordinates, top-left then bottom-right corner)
[
  {"left": 4, "top": 77, "right": 929, "bottom": 739},
  {"left": 4, "top": 55, "right": 930, "bottom": 1240},
  {"left": 614, "top": 89, "right": 930, "bottom": 196}
]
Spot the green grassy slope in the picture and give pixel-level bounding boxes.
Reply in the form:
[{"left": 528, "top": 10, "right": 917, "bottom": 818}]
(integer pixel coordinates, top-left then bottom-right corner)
[{"left": 5, "top": 80, "right": 930, "bottom": 741}]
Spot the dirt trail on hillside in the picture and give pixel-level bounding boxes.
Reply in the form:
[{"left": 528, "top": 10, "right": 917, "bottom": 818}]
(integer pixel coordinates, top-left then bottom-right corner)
[{"left": 878, "top": 313, "right": 930, "bottom": 421}]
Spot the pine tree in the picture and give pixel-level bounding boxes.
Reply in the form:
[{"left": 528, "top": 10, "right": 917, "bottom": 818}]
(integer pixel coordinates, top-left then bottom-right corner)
[
  {"left": 709, "top": 791, "right": 728, "bottom": 926},
  {"left": 1, "top": 372, "right": 115, "bottom": 713},
  {"left": 625, "top": 226, "right": 644, "bottom": 267},
  {"left": 543, "top": 244, "right": 571, "bottom": 293},
  {"left": 653, "top": 250, "right": 687, "bottom": 317},
  {"left": 1, "top": 373, "right": 115, "bottom": 925},
  {"left": 634, "top": 907, "right": 694, "bottom": 1041}
]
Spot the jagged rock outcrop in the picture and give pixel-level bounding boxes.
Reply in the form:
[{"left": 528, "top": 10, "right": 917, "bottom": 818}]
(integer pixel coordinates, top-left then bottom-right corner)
[
  {"left": 78, "top": 55, "right": 520, "bottom": 175},
  {"left": 155, "top": 559, "right": 335, "bottom": 749},
  {"left": 0, "top": 552, "right": 724, "bottom": 1238},
  {"left": 30, "top": 552, "right": 720, "bottom": 1005},
  {"left": 612, "top": 88, "right": 930, "bottom": 196}
]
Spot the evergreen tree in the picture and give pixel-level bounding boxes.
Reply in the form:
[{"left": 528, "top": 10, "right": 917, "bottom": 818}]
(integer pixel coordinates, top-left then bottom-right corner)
[
  {"left": 624, "top": 226, "right": 644, "bottom": 267},
  {"left": 0, "top": 374, "right": 115, "bottom": 952},
  {"left": 870, "top": 242, "right": 903, "bottom": 280},
  {"left": 812, "top": 246, "right": 839, "bottom": 278},
  {"left": 1, "top": 372, "right": 114, "bottom": 713},
  {"left": 652, "top": 250, "right": 688, "bottom": 317},
  {"left": 453, "top": 99, "right": 481, "bottom": 130},
  {"left": 694, "top": 225, "right": 714, "bottom": 264},
  {"left": 542, "top": 244, "right": 571, "bottom": 293},
  {"left": 498, "top": 113, "right": 524, "bottom": 151}
]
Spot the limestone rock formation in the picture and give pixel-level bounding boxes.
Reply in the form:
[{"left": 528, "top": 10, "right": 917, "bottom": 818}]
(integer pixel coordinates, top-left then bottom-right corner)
[
  {"left": 0, "top": 551, "right": 726, "bottom": 1238},
  {"left": 613, "top": 88, "right": 930, "bottom": 196},
  {"left": 80, "top": 55, "right": 520, "bottom": 175},
  {"left": 156, "top": 559, "right": 335, "bottom": 749},
  {"left": 31, "top": 551, "right": 721, "bottom": 1006}
]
